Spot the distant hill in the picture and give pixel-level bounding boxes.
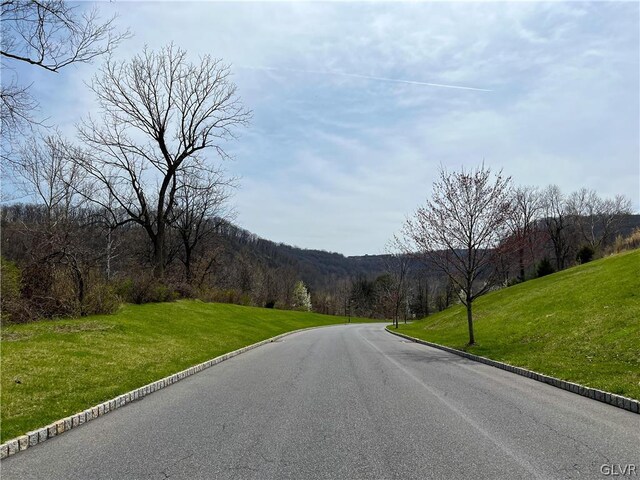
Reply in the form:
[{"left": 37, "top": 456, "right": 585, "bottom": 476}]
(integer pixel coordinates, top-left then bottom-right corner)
[
  {"left": 215, "top": 222, "right": 395, "bottom": 290},
  {"left": 216, "top": 214, "right": 640, "bottom": 290},
  {"left": 618, "top": 214, "right": 640, "bottom": 237}
]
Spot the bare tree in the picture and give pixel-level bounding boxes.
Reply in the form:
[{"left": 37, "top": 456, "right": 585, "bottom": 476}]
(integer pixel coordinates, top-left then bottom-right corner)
[
  {"left": 401, "top": 164, "right": 513, "bottom": 345},
  {"left": 10, "top": 133, "right": 90, "bottom": 314},
  {"left": 507, "top": 185, "right": 544, "bottom": 281},
  {"left": 566, "top": 188, "right": 632, "bottom": 252},
  {"left": 11, "top": 133, "right": 85, "bottom": 225},
  {"left": 0, "top": 82, "right": 35, "bottom": 139},
  {"left": 169, "top": 169, "right": 237, "bottom": 282},
  {"left": 77, "top": 45, "right": 251, "bottom": 278},
  {"left": 384, "top": 242, "right": 411, "bottom": 328},
  {"left": 1, "top": 0, "right": 129, "bottom": 138},
  {"left": 541, "top": 185, "right": 572, "bottom": 270}
]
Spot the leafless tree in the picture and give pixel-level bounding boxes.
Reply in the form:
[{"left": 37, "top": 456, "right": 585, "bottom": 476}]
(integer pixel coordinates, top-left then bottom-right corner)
[
  {"left": 384, "top": 241, "right": 411, "bottom": 328},
  {"left": 10, "top": 133, "right": 90, "bottom": 313},
  {"left": 76, "top": 45, "right": 251, "bottom": 278},
  {"left": 0, "top": 82, "right": 35, "bottom": 140},
  {"left": 541, "top": 185, "right": 572, "bottom": 270},
  {"left": 401, "top": 164, "right": 513, "bottom": 345},
  {"left": 169, "top": 169, "right": 237, "bottom": 281},
  {"left": 1, "top": 0, "right": 129, "bottom": 138},
  {"left": 566, "top": 188, "right": 632, "bottom": 252},
  {"left": 507, "top": 185, "right": 544, "bottom": 281},
  {"left": 11, "top": 133, "right": 83, "bottom": 219}
]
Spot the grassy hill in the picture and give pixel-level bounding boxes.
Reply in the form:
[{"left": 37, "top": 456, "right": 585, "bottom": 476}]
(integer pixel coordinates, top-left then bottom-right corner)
[
  {"left": 1, "top": 302, "right": 373, "bottom": 442},
  {"left": 395, "top": 249, "right": 640, "bottom": 400}
]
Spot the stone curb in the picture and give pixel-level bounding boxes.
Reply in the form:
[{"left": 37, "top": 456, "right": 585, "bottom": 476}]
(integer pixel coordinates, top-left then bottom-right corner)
[
  {"left": 0, "top": 324, "right": 337, "bottom": 460},
  {"left": 385, "top": 328, "right": 640, "bottom": 415}
]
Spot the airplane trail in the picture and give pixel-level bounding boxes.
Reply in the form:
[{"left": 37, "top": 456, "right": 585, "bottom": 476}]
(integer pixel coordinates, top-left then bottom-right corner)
[{"left": 239, "top": 65, "right": 492, "bottom": 92}]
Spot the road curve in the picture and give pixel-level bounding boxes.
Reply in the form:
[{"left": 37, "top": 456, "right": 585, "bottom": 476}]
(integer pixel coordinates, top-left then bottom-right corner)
[{"left": 2, "top": 323, "right": 639, "bottom": 479}]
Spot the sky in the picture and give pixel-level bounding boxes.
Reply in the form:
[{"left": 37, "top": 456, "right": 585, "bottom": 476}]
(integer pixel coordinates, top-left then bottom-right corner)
[{"left": 5, "top": 1, "right": 640, "bottom": 256}]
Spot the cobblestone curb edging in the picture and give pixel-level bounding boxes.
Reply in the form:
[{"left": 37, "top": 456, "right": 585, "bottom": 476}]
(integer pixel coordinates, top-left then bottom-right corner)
[
  {"left": 0, "top": 325, "right": 334, "bottom": 460},
  {"left": 386, "top": 327, "right": 640, "bottom": 415}
]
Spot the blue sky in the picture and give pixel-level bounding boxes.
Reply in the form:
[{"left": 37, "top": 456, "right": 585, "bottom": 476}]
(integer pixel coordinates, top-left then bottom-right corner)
[{"left": 6, "top": 1, "right": 639, "bottom": 255}]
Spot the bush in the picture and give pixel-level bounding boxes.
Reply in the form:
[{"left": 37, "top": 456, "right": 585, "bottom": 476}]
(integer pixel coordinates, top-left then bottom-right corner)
[
  {"left": 536, "top": 258, "right": 555, "bottom": 278},
  {"left": 19, "top": 263, "right": 79, "bottom": 320},
  {"left": 609, "top": 228, "right": 640, "bottom": 255},
  {"left": 505, "top": 277, "right": 523, "bottom": 287},
  {"left": 149, "top": 282, "right": 179, "bottom": 303},
  {"left": 195, "top": 288, "right": 255, "bottom": 307},
  {"left": 1, "top": 258, "right": 27, "bottom": 323},
  {"left": 576, "top": 245, "right": 595, "bottom": 264},
  {"left": 2, "top": 259, "right": 123, "bottom": 322},
  {"left": 113, "top": 278, "right": 134, "bottom": 301},
  {"left": 113, "top": 275, "right": 178, "bottom": 304},
  {"left": 171, "top": 282, "right": 196, "bottom": 299},
  {"left": 83, "top": 283, "right": 121, "bottom": 316}
]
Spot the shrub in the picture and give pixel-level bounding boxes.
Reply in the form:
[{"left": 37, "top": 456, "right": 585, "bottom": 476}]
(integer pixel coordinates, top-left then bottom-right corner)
[
  {"left": 19, "top": 263, "right": 80, "bottom": 320},
  {"left": 171, "top": 282, "right": 196, "bottom": 299},
  {"left": 195, "top": 288, "right": 256, "bottom": 307},
  {"left": 113, "top": 278, "right": 134, "bottom": 301},
  {"left": 609, "top": 228, "right": 640, "bottom": 255},
  {"left": 239, "top": 293, "right": 252, "bottom": 306},
  {"left": 1, "top": 258, "right": 26, "bottom": 323},
  {"left": 83, "top": 283, "right": 121, "bottom": 315},
  {"left": 149, "top": 282, "right": 179, "bottom": 303},
  {"left": 113, "top": 275, "right": 178, "bottom": 304},
  {"left": 217, "top": 289, "right": 238, "bottom": 304},
  {"left": 505, "top": 277, "right": 523, "bottom": 287},
  {"left": 536, "top": 258, "right": 555, "bottom": 278},
  {"left": 194, "top": 286, "right": 216, "bottom": 303},
  {"left": 576, "top": 245, "right": 595, "bottom": 264}
]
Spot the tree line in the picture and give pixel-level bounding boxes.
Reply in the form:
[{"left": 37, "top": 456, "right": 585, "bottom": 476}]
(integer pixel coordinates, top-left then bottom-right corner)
[{"left": 2, "top": 175, "right": 635, "bottom": 325}]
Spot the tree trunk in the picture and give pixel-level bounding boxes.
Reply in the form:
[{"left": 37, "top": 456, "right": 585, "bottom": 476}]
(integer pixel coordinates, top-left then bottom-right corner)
[
  {"left": 424, "top": 282, "right": 430, "bottom": 316},
  {"left": 184, "top": 245, "right": 192, "bottom": 281},
  {"left": 518, "top": 247, "right": 525, "bottom": 282},
  {"left": 466, "top": 301, "right": 475, "bottom": 345},
  {"left": 394, "top": 293, "right": 400, "bottom": 328},
  {"left": 152, "top": 236, "right": 165, "bottom": 279},
  {"left": 106, "top": 229, "right": 112, "bottom": 281},
  {"left": 70, "top": 257, "right": 85, "bottom": 316}
]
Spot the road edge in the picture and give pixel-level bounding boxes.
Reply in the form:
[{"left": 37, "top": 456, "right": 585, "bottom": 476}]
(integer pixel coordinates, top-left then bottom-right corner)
[
  {"left": 385, "top": 327, "right": 640, "bottom": 415},
  {"left": 0, "top": 323, "right": 342, "bottom": 459}
]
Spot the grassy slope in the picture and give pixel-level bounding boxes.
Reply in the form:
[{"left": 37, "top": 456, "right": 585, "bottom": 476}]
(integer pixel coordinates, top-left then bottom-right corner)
[
  {"left": 1, "top": 301, "right": 373, "bottom": 442},
  {"left": 395, "top": 249, "right": 640, "bottom": 401}
]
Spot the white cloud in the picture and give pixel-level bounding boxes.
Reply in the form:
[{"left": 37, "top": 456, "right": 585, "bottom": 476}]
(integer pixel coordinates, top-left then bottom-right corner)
[{"left": 12, "top": 1, "right": 639, "bottom": 255}]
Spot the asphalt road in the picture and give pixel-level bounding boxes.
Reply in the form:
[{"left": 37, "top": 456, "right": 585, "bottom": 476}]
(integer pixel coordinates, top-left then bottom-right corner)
[{"left": 2, "top": 324, "right": 639, "bottom": 479}]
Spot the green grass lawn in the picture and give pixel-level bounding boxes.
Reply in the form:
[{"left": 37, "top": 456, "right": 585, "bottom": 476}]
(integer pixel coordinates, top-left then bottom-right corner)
[
  {"left": 1, "top": 302, "right": 373, "bottom": 442},
  {"left": 394, "top": 249, "right": 640, "bottom": 401}
]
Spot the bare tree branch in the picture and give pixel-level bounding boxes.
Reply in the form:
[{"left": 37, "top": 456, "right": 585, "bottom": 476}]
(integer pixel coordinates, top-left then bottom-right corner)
[
  {"left": 400, "top": 164, "right": 514, "bottom": 345},
  {"left": 1, "top": 0, "right": 130, "bottom": 141},
  {"left": 566, "top": 187, "right": 633, "bottom": 251},
  {"left": 76, "top": 44, "right": 250, "bottom": 277}
]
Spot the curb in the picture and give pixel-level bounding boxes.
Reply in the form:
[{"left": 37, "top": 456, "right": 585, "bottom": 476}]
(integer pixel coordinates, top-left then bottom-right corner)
[
  {"left": 0, "top": 324, "right": 335, "bottom": 460},
  {"left": 385, "top": 328, "right": 640, "bottom": 415}
]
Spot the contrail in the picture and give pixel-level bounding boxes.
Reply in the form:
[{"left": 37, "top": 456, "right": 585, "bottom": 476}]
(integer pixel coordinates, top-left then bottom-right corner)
[{"left": 239, "top": 65, "right": 492, "bottom": 92}]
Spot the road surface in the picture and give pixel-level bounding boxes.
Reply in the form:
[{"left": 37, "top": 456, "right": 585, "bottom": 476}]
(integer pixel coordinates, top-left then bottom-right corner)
[{"left": 2, "top": 324, "right": 639, "bottom": 479}]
